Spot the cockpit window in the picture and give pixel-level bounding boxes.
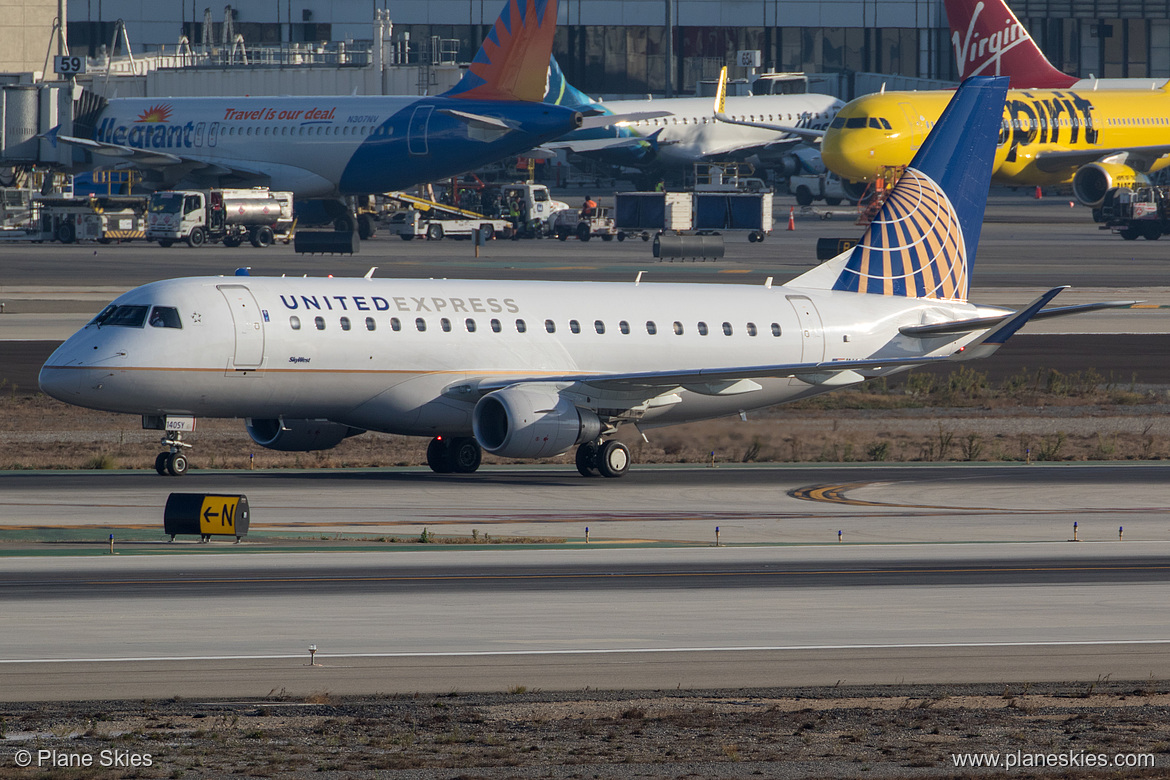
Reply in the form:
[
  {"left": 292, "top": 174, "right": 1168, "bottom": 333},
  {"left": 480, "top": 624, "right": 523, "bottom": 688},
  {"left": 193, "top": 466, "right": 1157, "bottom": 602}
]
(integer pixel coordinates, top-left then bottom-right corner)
[
  {"left": 845, "top": 116, "right": 868, "bottom": 128},
  {"left": 868, "top": 117, "right": 882, "bottom": 129},
  {"left": 149, "top": 306, "right": 182, "bottom": 329},
  {"left": 93, "top": 304, "right": 149, "bottom": 328},
  {"left": 879, "top": 117, "right": 892, "bottom": 129},
  {"left": 829, "top": 117, "right": 846, "bottom": 129}
]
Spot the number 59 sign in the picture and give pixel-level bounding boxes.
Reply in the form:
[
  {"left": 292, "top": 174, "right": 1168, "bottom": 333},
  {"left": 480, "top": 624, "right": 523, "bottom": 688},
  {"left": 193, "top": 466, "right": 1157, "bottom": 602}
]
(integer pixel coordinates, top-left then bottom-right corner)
[{"left": 54, "top": 55, "right": 86, "bottom": 75}]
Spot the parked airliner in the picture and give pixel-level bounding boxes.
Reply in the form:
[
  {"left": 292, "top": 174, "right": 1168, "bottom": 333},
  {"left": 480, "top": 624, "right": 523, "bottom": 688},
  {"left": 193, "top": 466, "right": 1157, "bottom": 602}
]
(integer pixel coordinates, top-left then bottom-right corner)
[
  {"left": 40, "top": 77, "right": 1127, "bottom": 478},
  {"left": 542, "top": 57, "right": 841, "bottom": 178},
  {"left": 56, "top": 0, "right": 580, "bottom": 224}
]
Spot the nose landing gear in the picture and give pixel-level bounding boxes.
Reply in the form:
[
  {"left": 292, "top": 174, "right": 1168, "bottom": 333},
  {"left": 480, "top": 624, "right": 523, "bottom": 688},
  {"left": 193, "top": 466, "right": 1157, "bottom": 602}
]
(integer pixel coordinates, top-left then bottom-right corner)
[{"left": 155, "top": 431, "right": 193, "bottom": 476}]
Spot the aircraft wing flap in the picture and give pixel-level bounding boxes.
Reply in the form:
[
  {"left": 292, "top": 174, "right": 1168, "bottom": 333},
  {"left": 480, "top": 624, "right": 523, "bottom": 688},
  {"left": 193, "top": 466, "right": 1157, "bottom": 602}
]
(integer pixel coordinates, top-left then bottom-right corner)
[
  {"left": 543, "top": 136, "right": 650, "bottom": 153},
  {"left": 1034, "top": 144, "right": 1170, "bottom": 173},
  {"left": 58, "top": 134, "right": 184, "bottom": 166}
]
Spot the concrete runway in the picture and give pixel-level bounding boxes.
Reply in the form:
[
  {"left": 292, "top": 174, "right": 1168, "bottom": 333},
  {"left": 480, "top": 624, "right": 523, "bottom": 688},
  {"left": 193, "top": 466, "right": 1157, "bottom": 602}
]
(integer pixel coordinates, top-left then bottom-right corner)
[{"left": 2, "top": 541, "right": 1169, "bottom": 701}]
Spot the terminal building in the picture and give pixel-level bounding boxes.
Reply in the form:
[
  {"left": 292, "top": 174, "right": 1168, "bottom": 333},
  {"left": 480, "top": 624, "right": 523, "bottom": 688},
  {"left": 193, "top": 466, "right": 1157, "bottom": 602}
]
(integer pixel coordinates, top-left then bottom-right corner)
[{"left": 59, "top": 0, "right": 1170, "bottom": 98}]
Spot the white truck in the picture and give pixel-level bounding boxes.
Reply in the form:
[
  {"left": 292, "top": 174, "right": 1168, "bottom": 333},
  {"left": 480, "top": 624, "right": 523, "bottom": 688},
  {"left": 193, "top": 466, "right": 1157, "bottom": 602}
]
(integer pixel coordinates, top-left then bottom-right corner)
[
  {"left": 146, "top": 188, "right": 294, "bottom": 248},
  {"left": 387, "top": 208, "right": 511, "bottom": 241},
  {"left": 789, "top": 172, "right": 852, "bottom": 206}
]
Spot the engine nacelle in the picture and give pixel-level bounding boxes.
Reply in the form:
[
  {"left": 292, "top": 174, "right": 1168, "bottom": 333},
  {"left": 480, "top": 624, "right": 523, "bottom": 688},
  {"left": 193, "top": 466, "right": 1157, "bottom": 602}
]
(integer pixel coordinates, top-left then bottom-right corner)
[
  {"left": 840, "top": 178, "right": 869, "bottom": 203},
  {"left": 1072, "top": 162, "right": 1150, "bottom": 208},
  {"left": 246, "top": 418, "right": 364, "bottom": 452},
  {"left": 472, "top": 384, "right": 602, "bottom": 459}
]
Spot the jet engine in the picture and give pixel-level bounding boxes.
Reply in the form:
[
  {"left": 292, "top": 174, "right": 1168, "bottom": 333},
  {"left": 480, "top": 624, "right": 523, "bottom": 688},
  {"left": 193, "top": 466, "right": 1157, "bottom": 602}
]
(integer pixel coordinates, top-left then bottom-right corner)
[
  {"left": 840, "top": 178, "right": 870, "bottom": 203},
  {"left": 1072, "top": 162, "right": 1150, "bottom": 208},
  {"left": 472, "top": 384, "right": 602, "bottom": 459},
  {"left": 246, "top": 418, "right": 364, "bottom": 451}
]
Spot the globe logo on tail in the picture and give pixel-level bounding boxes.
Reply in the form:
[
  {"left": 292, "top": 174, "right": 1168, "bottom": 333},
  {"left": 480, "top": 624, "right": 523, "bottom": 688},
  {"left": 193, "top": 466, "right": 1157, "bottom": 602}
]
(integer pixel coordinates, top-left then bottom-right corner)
[{"left": 833, "top": 168, "right": 968, "bottom": 301}]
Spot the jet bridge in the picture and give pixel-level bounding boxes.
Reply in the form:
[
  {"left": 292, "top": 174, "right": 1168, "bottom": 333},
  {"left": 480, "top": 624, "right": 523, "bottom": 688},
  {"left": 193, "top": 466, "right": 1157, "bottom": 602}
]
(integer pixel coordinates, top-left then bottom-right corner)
[{"left": 0, "top": 81, "right": 97, "bottom": 169}]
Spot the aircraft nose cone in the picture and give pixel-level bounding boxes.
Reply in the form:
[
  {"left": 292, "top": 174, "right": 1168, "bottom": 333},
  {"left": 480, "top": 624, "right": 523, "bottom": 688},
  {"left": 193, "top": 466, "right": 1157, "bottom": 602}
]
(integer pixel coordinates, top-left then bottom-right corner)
[
  {"left": 821, "top": 129, "right": 873, "bottom": 182},
  {"left": 38, "top": 363, "right": 81, "bottom": 401}
]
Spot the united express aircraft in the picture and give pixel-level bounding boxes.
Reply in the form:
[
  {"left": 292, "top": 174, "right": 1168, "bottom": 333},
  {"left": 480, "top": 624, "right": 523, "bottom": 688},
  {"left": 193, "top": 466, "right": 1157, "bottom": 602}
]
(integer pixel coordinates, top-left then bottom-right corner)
[
  {"left": 40, "top": 78, "right": 1127, "bottom": 478},
  {"left": 821, "top": 79, "right": 1170, "bottom": 208},
  {"left": 57, "top": 0, "right": 580, "bottom": 217}
]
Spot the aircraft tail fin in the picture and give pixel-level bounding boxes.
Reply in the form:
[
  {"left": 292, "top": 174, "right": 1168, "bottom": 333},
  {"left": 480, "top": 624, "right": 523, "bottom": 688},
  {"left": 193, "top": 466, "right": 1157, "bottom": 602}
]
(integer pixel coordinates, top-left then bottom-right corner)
[
  {"left": 544, "top": 55, "right": 597, "bottom": 110},
  {"left": 442, "top": 0, "right": 559, "bottom": 102},
  {"left": 945, "top": 0, "right": 1077, "bottom": 88},
  {"left": 793, "top": 76, "right": 1009, "bottom": 302}
]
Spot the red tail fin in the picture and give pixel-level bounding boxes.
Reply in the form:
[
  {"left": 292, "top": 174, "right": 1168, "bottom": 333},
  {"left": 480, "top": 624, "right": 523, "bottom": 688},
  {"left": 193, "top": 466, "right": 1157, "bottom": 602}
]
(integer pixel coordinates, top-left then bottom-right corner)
[
  {"left": 442, "top": 0, "right": 559, "bottom": 102},
  {"left": 945, "top": 0, "right": 1078, "bottom": 88}
]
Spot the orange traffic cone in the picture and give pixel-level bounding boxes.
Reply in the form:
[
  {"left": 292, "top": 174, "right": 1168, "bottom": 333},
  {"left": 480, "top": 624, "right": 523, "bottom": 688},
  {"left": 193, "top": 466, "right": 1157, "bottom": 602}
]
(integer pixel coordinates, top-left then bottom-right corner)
[
  {"left": 787, "top": 206, "right": 795, "bottom": 231},
  {"left": 1034, "top": 185, "right": 1042, "bottom": 199}
]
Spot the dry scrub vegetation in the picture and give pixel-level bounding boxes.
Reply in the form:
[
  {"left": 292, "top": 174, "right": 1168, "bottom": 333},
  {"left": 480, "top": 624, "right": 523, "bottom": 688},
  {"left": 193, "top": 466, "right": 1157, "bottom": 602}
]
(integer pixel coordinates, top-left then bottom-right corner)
[{"left": 2, "top": 366, "right": 1167, "bottom": 471}]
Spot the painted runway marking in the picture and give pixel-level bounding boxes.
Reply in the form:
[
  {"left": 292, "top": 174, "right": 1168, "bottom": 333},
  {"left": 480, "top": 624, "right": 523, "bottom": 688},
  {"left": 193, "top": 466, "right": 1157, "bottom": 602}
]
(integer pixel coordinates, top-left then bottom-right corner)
[{"left": 4, "top": 639, "right": 1169, "bottom": 665}]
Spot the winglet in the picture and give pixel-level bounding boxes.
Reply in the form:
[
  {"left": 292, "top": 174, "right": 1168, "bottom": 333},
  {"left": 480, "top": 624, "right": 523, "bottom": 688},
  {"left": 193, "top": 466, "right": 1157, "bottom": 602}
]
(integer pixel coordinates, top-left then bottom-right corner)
[
  {"left": 714, "top": 66, "right": 728, "bottom": 116},
  {"left": 952, "top": 286, "right": 1067, "bottom": 360},
  {"left": 442, "top": 0, "right": 559, "bottom": 102}
]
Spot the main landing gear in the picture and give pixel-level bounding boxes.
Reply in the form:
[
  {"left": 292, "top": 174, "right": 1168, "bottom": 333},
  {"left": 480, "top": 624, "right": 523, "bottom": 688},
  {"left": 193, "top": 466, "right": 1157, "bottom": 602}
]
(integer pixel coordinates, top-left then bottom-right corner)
[
  {"left": 575, "top": 440, "right": 630, "bottom": 478},
  {"left": 426, "top": 436, "right": 482, "bottom": 474},
  {"left": 155, "top": 431, "right": 193, "bottom": 476}
]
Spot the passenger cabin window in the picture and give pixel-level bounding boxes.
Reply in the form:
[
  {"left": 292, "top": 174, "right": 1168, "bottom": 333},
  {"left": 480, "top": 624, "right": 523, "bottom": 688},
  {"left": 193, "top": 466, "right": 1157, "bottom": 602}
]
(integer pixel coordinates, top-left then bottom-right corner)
[
  {"left": 515, "top": 319, "right": 527, "bottom": 333},
  {"left": 722, "top": 322, "right": 733, "bottom": 336},
  {"left": 416, "top": 318, "right": 427, "bottom": 332},
  {"left": 391, "top": 317, "right": 401, "bottom": 331},
  {"left": 340, "top": 316, "right": 351, "bottom": 331},
  {"left": 570, "top": 319, "right": 581, "bottom": 334},
  {"left": 491, "top": 318, "right": 502, "bottom": 333},
  {"left": 365, "top": 317, "right": 376, "bottom": 331},
  {"left": 465, "top": 318, "right": 476, "bottom": 333},
  {"left": 149, "top": 306, "right": 182, "bottom": 329},
  {"left": 545, "top": 319, "right": 556, "bottom": 333},
  {"left": 594, "top": 320, "right": 605, "bottom": 334},
  {"left": 619, "top": 320, "right": 630, "bottom": 334},
  {"left": 746, "top": 322, "right": 758, "bottom": 336},
  {"left": 441, "top": 318, "right": 452, "bottom": 332},
  {"left": 646, "top": 321, "right": 657, "bottom": 335},
  {"left": 697, "top": 322, "right": 709, "bottom": 336},
  {"left": 315, "top": 316, "right": 325, "bottom": 330},
  {"left": 771, "top": 322, "right": 782, "bottom": 336},
  {"left": 290, "top": 316, "right": 301, "bottom": 330},
  {"left": 673, "top": 321, "right": 683, "bottom": 335}
]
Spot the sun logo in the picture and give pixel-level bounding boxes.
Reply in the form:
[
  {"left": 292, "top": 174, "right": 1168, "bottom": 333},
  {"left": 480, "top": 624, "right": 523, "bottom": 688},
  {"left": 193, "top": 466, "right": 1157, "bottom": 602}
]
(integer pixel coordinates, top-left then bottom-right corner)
[{"left": 135, "top": 104, "right": 173, "bottom": 123}]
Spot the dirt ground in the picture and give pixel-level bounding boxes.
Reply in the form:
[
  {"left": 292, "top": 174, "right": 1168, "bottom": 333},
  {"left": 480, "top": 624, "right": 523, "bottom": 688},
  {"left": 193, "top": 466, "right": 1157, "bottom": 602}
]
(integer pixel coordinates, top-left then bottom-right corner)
[{"left": 1, "top": 683, "right": 1168, "bottom": 779}]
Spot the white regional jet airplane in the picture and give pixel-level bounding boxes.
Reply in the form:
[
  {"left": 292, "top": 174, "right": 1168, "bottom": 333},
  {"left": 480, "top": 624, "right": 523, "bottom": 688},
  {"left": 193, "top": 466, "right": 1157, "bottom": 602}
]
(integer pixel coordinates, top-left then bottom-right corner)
[{"left": 40, "top": 77, "right": 1127, "bottom": 478}]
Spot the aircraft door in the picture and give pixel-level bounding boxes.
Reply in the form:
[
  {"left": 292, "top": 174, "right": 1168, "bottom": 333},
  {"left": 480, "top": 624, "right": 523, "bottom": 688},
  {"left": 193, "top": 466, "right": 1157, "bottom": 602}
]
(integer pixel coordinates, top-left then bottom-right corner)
[
  {"left": 408, "top": 105, "right": 433, "bottom": 155},
  {"left": 217, "top": 284, "right": 265, "bottom": 369},
  {"left": 786, "top": 295, "right": 825, "bottom": 364},
  {"left": 898, "top": 101, "right": 925, "bottom": 151}
]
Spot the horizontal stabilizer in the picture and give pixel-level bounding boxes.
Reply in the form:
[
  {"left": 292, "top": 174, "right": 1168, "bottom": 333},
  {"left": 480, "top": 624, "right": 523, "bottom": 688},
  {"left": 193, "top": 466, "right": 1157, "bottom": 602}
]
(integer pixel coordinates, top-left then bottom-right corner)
[
  {"left": 901, "top": 299, "right": 1138, "bottom": 337},
  {"left": 949, "top": 287, "right": 1066, "bottom": 360}
]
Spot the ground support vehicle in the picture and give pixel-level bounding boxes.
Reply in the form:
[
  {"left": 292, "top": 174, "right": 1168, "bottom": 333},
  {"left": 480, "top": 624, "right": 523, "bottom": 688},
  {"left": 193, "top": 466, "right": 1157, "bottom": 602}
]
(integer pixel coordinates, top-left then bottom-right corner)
[
  {"left": 146, "top": 188, "right": 293, "bottom": 248},
  {"left": 33, "top": 195, "right": 147, "bottom": 244},
  {"left": 1097, "top": 185, "right": 1170, "bottom": 240},
  {"left": 386, "top": 208, "right": 511, "bottom": 241},
  {"left": 789, "top": 172, "right": 852, "bottom": 206},
  {"left": 553, "top": 206, "right": 618, "bottom": 241},
  {"left": 614, "top": 192, "right": 692, "bottom": 241}
]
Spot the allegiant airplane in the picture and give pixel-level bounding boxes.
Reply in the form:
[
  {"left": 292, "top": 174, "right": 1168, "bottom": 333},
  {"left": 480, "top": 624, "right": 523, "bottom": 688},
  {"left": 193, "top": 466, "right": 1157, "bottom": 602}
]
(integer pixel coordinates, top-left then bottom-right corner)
[
  {"left": 56, "top": 0, "right": 581, "bottom": 219},
  {"left": 40, "top": 77, "right": 1128, "bottom": 478}
]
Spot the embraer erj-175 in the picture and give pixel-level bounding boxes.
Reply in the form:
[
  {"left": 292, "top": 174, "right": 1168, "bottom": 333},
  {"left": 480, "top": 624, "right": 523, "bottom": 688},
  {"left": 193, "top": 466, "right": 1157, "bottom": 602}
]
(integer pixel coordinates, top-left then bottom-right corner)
[
  {"left": 821, "top": 77, "right": 1170, "bottom": 208},
  {"left": 40, "top": 77, "right": 1127, "bottom": 478},
  {"left": 55, "top": 0, "right": 582, "bottom": 226},
  {"left": 542, "top": 57, "right": 841, "bottom": 180}
]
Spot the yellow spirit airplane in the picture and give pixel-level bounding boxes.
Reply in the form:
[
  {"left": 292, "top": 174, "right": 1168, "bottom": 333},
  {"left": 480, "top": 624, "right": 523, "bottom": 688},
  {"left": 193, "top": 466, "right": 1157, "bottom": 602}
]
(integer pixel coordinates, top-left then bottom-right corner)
[{"left": 821, "top": 78, "right": 1170, "bottom": 208}]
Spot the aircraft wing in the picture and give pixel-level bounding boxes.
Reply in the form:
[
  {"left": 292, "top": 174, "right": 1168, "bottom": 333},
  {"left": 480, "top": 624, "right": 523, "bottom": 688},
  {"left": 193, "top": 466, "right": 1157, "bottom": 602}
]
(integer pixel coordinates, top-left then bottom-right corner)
[
  {"left": 579, "top": 110, "right": 670, "bottom": 130},
  {"left": 711, "top": 66, "right": 826, "bottom": 144},
  {"left": 542, "top": 136, "right": 652, "bottom": 153},
  {"left": 463, "top": 288, "right": 1070, "bottom": 397},
  {"left": 1033, "top": 144, "right": 1170, "bottom": 174},
  {"left": 57, "top": 134, "right": 185, "bottom": 166}
]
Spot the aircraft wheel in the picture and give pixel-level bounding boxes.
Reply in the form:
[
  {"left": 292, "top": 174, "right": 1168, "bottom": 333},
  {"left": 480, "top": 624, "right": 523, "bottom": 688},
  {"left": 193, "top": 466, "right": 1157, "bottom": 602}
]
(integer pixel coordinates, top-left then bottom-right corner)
[
  {"left": 596, "top": 440, "right": 630, "bottom": 478},
  {"left": 450, "top": 437, "right": 482, "bottom": 473},
  {"left": 154, "top": 452, "right": 169, "bottom": 476},
  {"left": 165, "top": 452, "right": 189, "bottom": 476},
  {"left": 575, "top": 442, "right": 599, "bottom": 477},
  {"left": 426, "top": 436, "right": 454, "bottom": 473},
  {"left": 187, "top": 227, "right": 206, "bottom": 248}
]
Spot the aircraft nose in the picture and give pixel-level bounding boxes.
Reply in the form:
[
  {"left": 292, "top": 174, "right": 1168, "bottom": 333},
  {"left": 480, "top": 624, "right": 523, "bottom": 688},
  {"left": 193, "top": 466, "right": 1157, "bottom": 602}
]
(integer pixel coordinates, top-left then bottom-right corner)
[
  {"left": 38, "top": 345, "right": 84, "bottom": 401},
  {"left": 821, "top": 128, "right": 876, "bottom": 182}
]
